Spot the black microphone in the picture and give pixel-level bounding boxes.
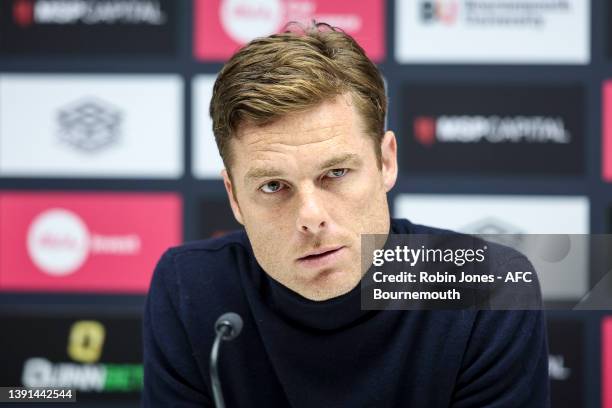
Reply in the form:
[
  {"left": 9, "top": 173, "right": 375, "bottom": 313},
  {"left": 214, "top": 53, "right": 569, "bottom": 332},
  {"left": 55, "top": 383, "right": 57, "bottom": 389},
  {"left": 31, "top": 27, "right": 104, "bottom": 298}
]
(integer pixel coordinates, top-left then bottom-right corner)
[{"left": 210, "top": 312, "right": 243, "bottom": 408}]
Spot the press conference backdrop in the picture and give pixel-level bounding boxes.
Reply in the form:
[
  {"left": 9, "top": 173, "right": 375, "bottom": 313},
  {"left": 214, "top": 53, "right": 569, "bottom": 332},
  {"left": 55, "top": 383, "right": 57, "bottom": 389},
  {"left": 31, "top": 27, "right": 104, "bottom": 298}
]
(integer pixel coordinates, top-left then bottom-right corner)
[{"left": 0, "top": 0, "right": 608, "bottom": 406}]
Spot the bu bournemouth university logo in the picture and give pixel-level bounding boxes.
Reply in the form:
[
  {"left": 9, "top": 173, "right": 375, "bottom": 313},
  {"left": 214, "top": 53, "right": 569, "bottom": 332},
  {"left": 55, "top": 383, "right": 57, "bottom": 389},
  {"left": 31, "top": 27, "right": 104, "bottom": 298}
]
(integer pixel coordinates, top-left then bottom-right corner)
[{"left": 420, "top": 0, "right": 459, "bottom": 25}]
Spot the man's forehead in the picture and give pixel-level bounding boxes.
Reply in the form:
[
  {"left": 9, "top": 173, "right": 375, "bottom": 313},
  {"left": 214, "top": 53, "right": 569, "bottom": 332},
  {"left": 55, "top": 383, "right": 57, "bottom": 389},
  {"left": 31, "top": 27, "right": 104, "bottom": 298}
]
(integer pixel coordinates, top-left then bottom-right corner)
[
  {"left": 240, "top": 124, "right": 348, "bottom": 150},
  {"left": 237, "top": 94, "right": 357, "bottom": 140},
  {"left": 226, "top": 93, "right": 373, "bottom": 180}
]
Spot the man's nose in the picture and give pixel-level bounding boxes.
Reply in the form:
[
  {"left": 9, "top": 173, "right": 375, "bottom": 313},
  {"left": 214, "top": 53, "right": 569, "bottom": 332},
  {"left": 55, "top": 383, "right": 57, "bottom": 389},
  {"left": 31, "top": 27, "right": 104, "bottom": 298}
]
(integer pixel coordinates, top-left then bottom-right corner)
[{"left": 295, "top": 186, "right": 329, "bottom": 234}]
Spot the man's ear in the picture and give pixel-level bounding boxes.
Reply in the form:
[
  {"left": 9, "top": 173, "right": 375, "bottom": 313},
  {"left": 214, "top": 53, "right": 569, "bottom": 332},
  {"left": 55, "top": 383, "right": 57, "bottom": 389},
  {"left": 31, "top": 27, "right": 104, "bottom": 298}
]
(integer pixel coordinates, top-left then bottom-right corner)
[
  {"left": 380, "top": 130, "right": 398, "bottom": 192},
  {"left": 221, "top": 169, "right": 244, "bottom": 225}
]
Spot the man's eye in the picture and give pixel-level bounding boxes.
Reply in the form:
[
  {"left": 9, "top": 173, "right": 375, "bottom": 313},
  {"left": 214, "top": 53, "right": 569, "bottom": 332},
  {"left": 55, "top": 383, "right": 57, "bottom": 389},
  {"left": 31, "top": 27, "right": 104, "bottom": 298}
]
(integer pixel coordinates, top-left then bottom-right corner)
[
  {"left": 260, "top": 181, "right": 284, "bottom": 194},
  {"left": 326, "top": 168, "right": 348, "bottom": 178}
]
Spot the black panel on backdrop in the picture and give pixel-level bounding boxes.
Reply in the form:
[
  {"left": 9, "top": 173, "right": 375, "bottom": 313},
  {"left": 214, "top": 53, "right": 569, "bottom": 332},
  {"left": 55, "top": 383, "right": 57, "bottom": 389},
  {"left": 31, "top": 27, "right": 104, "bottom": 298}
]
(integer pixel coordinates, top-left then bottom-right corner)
[
  {"left": 0, "top": 0, "right": 177, "bottom": 56},
  {"left": 199, "top": 198, "right": 243, "bottom": 239},
  {"left": 0, "top": 313, "right": 142, "bottom": 402},
  {"left": 547, "top": 318, "right": 584, "bottom": 408},
  {"left": 399, "top": 83, "right": 584, "bottom": 175}
]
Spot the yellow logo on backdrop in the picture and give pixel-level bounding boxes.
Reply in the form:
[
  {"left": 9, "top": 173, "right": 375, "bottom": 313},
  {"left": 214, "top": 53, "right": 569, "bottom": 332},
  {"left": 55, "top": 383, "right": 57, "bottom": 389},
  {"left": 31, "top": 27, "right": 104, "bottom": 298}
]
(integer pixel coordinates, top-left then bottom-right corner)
[{"left": 67, "top": 320, "right": 106, "bottom": 363}]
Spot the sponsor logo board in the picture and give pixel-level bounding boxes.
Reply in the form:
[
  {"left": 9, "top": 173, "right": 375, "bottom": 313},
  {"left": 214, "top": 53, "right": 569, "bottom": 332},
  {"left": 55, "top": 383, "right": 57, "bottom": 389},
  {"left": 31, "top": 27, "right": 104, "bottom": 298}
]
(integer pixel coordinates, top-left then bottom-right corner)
[
  {"left": 0, "top": 313, "right": 143, "bottom": 401},
  {"left": 603, "top": 81, "right": 612, "bottom": 182},
  {"left": 604, "top": 316, "right": 612, "bottom": 408},
  {"left": 194, "top": 0, "right": 385, "bottom": 61},
  {"left": 0, "top": 192, "right": 182, "bottom": 293},
  {"left": 394, "top": 194, "right": 590, "bottom": 300},
  {"left": 400, "top": 83, "right": 584, "bottom": 175},
  {"left": 0, "top": 74, "right": 183, "bottom": 178},
  {"left": 396, "top": 0, "right": 589, "bottom": 64},
  {"left": 0, "top": 0, "right": 177, "bottom": 56},
  {"left": 192, "top": 75, "right": 224, "bottom": 179}
]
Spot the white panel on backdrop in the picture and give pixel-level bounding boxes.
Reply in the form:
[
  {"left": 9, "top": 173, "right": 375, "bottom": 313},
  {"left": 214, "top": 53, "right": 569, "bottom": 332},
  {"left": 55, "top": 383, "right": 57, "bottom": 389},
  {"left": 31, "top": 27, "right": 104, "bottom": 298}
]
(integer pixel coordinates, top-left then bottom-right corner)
[
  {"left": 394, "top": 194, "right": 590, "bottom": 300},
  {"left": 192, "top": 75, "right": 224, "bottom": 179},
  {"left": 0, "top": 75, "right": 183, "bottom": 178},
  {"left": 395, "top": 0, "right": 590, "bottom": 64},
  {"left": 394, "top": 194, "right": 589, "bottom": 233}
]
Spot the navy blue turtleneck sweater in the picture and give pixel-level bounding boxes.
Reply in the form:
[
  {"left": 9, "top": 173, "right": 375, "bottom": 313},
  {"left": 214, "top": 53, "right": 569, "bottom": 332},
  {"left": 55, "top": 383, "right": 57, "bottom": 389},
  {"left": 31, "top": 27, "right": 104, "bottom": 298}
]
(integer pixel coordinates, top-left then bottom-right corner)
[{"left": 142, "top": 218, "right": 550, "bottom": 407}]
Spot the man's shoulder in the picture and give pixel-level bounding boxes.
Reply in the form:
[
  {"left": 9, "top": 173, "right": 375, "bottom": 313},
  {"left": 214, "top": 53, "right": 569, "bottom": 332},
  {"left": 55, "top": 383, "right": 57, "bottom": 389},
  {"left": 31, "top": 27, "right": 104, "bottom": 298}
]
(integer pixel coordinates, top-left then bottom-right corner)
[
  {"left": 164, "top": 228, "right": 250, "bottom": 261},
  {"left": 392, "top": 217, "right": 475, "bottom": 237},
  {"left": 392, "top": 217, "right": 453, "bottom": 235},
  {"left": 154, "top": 229, "right": 253, "bottom": 293}
]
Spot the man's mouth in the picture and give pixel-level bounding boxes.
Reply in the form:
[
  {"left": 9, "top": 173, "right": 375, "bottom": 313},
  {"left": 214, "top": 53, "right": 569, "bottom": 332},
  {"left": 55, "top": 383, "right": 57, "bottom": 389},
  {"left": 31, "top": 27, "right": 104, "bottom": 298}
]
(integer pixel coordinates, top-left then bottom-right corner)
[{"left": 297, "top": 246, "right": 345, "bottom": 268}]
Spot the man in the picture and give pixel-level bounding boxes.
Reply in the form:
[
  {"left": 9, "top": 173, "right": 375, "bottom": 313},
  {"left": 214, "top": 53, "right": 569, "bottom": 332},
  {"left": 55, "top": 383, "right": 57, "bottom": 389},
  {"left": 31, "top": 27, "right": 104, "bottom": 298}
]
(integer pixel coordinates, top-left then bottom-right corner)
[{"left": 143, "top": 23, "right": 549, "bottom": 407}]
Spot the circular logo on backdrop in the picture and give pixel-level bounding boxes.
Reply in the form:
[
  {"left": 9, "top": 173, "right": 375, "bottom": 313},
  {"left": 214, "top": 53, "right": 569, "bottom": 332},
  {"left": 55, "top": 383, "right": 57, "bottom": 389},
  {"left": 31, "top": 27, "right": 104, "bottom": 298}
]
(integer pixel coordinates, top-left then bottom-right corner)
[
  {"left": 535, "top": 235, "right": 572, "bottom": 263},
  {"left": 220, "top": 0, "right": 284, "bottom": 44},
  {"left": 27, "top": 209, "right": 90, "bottom": 277}
]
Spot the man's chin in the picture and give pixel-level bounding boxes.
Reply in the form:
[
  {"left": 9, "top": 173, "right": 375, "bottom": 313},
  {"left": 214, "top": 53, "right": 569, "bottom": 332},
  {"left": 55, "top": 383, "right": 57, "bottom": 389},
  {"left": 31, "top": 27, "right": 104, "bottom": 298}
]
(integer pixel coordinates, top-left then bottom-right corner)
[{"left": 295, "top": 268, "right": 361, "bottom": 301}]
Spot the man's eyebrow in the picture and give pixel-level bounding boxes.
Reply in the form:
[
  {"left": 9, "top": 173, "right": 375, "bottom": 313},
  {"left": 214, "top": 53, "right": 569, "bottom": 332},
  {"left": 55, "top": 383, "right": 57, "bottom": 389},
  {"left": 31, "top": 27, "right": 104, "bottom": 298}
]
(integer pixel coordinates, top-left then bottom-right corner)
[
  {"left": 244, "top": 153, "right": 362, "bottom": 184},
  {"left": 244, "top": 167, "right": 286, "bottom": 183},
  {"left": 319, "top": 153, "right": 362, "bottom": 170}
]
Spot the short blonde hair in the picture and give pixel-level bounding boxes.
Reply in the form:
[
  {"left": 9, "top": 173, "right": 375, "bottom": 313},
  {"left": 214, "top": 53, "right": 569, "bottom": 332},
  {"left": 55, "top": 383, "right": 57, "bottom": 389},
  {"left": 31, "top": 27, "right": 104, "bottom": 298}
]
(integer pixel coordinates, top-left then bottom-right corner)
[{"left": 210, "top": 22, "right": 387, "bottom": 173}]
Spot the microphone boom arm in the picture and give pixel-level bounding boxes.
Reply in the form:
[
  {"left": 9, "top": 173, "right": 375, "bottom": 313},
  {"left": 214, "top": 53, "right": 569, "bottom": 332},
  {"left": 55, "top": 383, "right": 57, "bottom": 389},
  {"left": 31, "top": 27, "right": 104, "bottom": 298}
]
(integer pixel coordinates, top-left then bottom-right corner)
[{"left": 210, "top": 313, "right": 243, "bottom": 408}]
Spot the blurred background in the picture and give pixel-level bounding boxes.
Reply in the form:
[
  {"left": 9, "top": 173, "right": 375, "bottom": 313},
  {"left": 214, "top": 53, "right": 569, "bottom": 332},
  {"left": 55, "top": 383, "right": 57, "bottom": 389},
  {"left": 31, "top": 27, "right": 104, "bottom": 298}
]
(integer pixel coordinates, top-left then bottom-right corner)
[{"left": 0, "top": 0, "right": 607, "bottom": 406}]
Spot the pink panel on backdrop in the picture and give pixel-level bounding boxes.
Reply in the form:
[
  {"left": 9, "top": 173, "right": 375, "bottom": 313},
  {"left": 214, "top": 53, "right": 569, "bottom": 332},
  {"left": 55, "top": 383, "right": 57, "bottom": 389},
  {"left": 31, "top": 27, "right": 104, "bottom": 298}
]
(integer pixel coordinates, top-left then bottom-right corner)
[
  {"left": 603, "top": 317, "right": 612, "bottom": 407},
  {"left": 603, "top": 81, "right": 612, "bottom": 181},
  {"left": 0, "top": 192, "right": 182, "bottom": 293},
  {"left": 194, "top": 0, "right": 385, "bottom": 62}
]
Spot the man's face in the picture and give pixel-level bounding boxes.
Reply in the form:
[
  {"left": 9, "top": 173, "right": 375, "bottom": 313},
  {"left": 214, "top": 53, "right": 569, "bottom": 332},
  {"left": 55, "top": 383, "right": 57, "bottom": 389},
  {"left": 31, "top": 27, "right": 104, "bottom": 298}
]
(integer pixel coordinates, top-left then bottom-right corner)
[{"left": 222, "top": 93, "right": 397, "bottom": 301}]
